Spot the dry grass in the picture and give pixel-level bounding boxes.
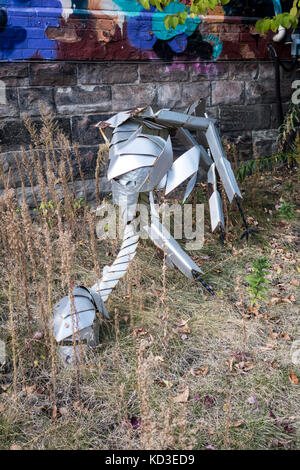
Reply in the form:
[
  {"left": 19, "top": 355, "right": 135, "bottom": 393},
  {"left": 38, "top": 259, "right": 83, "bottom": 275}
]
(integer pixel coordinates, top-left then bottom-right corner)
[{"left": 0, "top": 114, "right": 299, "bottom": 450}]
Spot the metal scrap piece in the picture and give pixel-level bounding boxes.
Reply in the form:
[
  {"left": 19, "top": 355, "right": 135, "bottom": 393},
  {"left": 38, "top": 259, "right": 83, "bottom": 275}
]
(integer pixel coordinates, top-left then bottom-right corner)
[
  {"left": 155, "top": 110, "right": 214, "bottom": 130},
  {"left": 206, "top": 122, "right": 242, "bottom": 202},
  {"left": 165, "top": 146, "right": 201, "bottom": 197},
  {"left": 52, "top": 286, "right": 108, "bottom": 344},
  {"left": 91, "top": 220, "right": 140, "bottom": 302},
  {"left": 96, "top": 111, "right": 132, "bottom": 129},
  {"left": 143, "top": 217, "right": 203, "bottom": 280}
]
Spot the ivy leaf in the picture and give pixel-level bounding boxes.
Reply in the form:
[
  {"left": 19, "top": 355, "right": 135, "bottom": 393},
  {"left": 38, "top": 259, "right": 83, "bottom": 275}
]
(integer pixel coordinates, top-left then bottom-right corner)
[{"left": 140, "top": 0, "right": 150, "bottom": 9}]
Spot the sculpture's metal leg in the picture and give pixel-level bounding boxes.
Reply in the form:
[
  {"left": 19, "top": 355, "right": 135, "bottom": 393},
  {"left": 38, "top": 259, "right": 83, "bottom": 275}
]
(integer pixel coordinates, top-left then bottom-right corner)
[
  {"left": 205, "top": 122, "right": 242, "bottom": 203},
  {"left": 234, "top": 196, "right": 258, "bottom": 241},
  {"left": 207, "top": 162, "right": 225, "bottom": 237},
  {"left": 218, "top": 225, "right": 225, "bottom": 245},
  {"left": 143, "top": 194, "right": 214, "bottom": 295}
]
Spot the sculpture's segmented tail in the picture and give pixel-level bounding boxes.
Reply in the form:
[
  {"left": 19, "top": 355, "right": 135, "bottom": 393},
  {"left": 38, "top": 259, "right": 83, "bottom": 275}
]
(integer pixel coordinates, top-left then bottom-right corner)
[{"left": 91, "top": 220, "right": 139, "bottom": 302}]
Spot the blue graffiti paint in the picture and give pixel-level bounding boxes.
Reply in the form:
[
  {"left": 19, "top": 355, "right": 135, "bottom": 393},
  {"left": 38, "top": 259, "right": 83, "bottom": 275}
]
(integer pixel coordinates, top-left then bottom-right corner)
[
  {"left": 127, "top": 1, "right": 201, "bottom": 55},
  {"left": 113, "top": 0, "right": 143, "bottom": 16},
  {"left": 167, "top": 33, "right": 188, "bottom": 53},
  {"left": 0, "top": 1, "right": 62, "bottom": 59},
  {"left": 273, "top": 0, "right": 282, "bottom": 15},
  {"left": 127, "top": 9, "right": 157, "bottom": 50},
  {"left": 202, "top": 34, "right": 223, "bottom": 59}
]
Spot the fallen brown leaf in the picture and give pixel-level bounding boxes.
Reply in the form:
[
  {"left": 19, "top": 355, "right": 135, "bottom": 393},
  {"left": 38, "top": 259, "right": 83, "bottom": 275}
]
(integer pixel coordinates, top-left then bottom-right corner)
[
  {"left": 178, "top": 324, "right": 191, "bottom": 334},
  {"left": 289, "top": 370, "right": 299, "bottom": 385},
  {"left": 154, "top": 356, "right": 164, "bottom": 363},
  {"left": 133, "top": 328, "right": 148, "bottom": 338},
  {"left": 190, "top": 366, "right": 209, "bottom": 377},
  {"left": 235, "top": 361, "right": 255, "bottom": 372},
  {"left": 270, "top": 296, "right": 281, "bottom": 305},
  {"left": 10, "top": 444, "right": 22, "bottom": 450},
  {"left": 23, "top": 385, "right": 37, "bottom": 394},
  {"left": 231, "top": 420, "right": 244, "bottom": 427},
  {"left": 175, "top": 318, "right": 191, "bottom": 335},
  {"left": 73, "top": 401, "right": 88, "bottom": 412},
  {"left": 290, "top": 279, "right": 300, "bottom": 287},
  {"left": 155, "top": 379, "right": 173, "bottom": 388},
  {"left": 174, "top": 387, "right": 189, "bottom": 403}
]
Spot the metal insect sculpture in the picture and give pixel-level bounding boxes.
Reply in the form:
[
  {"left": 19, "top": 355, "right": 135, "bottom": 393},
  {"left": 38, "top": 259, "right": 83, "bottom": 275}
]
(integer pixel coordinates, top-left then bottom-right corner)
[{"left": 53, "top": 102, "right": 255, "bottom": 363}]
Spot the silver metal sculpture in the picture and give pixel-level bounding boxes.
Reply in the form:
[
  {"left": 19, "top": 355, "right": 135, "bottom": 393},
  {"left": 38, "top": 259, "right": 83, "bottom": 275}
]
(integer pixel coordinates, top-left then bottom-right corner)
[{"left": 52, "top": 102, "right": 255, "bottom": 362}]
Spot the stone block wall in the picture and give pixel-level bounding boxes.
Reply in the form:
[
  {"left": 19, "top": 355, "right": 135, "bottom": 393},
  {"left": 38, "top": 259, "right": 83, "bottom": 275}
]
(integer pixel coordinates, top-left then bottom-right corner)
[{"left": 0, "top": 59, "right": 296, "bottom": 204}]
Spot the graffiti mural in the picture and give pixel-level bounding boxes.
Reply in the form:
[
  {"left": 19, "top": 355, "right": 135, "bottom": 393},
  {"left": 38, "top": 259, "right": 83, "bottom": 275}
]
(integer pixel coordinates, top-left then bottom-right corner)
[
  {"left": 0, "top": 0, "right": 292, "bottom": 61},
  {"left": 0, "top": 1, "right": 63, "bottom": 60}
]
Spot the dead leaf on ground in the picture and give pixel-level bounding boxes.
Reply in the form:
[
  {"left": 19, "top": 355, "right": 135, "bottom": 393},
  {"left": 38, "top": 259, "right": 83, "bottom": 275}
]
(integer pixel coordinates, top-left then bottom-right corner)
[
  {"left": 290, "top": 279, "right": 300, "bottom": 287},
  {"left": 246, "top": 305, "right": 269, "bottom": 319},
  {"left": 174, "top": 387, "right": 189, "bottom": 403},
  {"left": 281, "top": 295, "right": 296, "bottom": 304},
  {"left": 227, "top": 356, "right": 255, "bottom": 373},
  {"left": 133, "top": 328, "right": 148, "bottom": 338},
  {"left": 73, "top": 401, "right": 88, "bottom": 412},
  {"left": 10, "top": 444, "right": 22, "bottom": 450},
  {"left": 259, "top": 342, "right": 277, "bottom": 352},
  {"left": 289, "top": 371, "right": 299, "bottom": 385},
  {"left": 154, "top": 356, "right": 164, "bottom": 363},
  {"left": 133, "top": 328, "right": 154, "bottom": 346},
  {"left": 190, "top": 366, "right": 209, "bottom": 377},
  {"left": 22, "top": 385, "right": 37, "bottom": 394},
  {"left": 231, "top": 420, "right": 244, "bottom": 427},
  {"left": 155, "top": 379, "right": 173, "bottom": 388},
  {"left": 270, "top": 296, "right": 281, "bottom": 305},
  {"left": 0, "top": 403, "right": 5, "bottom": 413},
  {"left": 174, "top": 318, "right": 191, "bottom": 335},
  {"left": 269, "top": 331, "right": 291, "bottom": 342}
]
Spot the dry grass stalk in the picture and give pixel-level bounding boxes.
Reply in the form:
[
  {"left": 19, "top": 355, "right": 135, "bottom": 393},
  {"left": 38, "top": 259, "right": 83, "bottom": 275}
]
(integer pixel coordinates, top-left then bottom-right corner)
[
  {"left": 252, "top": 143, "right": 260, "bottom": 201},
  {"left": 42, "top": 220, "right": 57, "bottom": 403},
  {"left": 114, "top": 308, "right": 120, "bottom": 369},
  {"left": 3, "top": 189, "right": 31, "bottom": 331},
  {"left": 59, "top": 230, "right": 82, "bottom": 399},
  {"left": 74, "top": 144, "right": 87, "bottom": 208},
  {"left": 95, "top": 144, "right": 108, "bottom": 206},
  {"left": 236, "top": 276, "right": 247, "bottom": 348},
  {"left": 161, "top": 251, "right": 168, "bottom": 339},
  {"left": 128, "top": 268, "right": 134, "bottom": 332},
  {"left": 224, "top": 392, "right": 231, "bottom": 449},
  {"left": 57, "top": 133, "right": 76, "bottom": 199},
  {"left": 87, "top": 212, "right": 101, "bottom": 281},
  {"left": 137, "top": 343, "right": 154, "bottom": 450},
  {"left": 21, "top": 148, "right": 39, "bottom": 209},
  {"left": 8, "top": 281, "right": 18, "bottom": 397}
]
